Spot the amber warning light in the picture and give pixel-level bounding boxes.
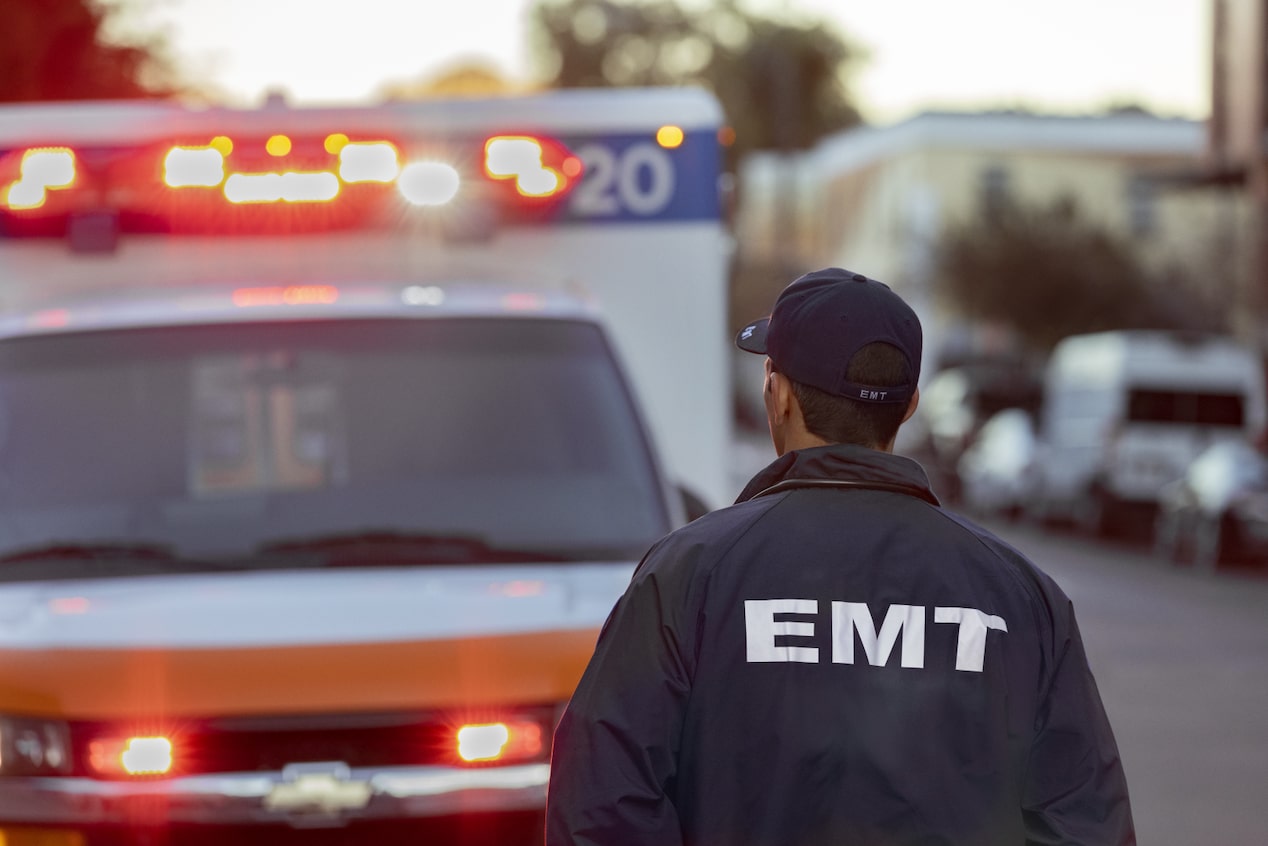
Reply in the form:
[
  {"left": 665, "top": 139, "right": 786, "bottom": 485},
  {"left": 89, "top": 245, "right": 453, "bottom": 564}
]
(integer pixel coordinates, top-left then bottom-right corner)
[{"left": 232, "top": 285, "right": 340, "bottom": 307}]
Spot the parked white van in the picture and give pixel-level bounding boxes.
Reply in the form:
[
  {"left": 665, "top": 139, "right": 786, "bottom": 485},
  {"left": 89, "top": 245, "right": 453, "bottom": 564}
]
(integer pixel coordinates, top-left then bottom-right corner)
[{"left": 1027, "top": 330, "right": 1266, "bottom": 535}]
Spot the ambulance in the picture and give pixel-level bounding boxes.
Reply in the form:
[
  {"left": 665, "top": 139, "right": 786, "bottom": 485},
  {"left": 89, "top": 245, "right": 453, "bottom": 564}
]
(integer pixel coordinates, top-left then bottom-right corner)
[{"left": 0, "top": 88, "right": 732, "bottom": 844}]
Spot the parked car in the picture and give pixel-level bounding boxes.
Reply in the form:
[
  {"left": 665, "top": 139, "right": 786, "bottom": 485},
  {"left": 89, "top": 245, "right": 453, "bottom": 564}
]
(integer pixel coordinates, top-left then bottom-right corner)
[
  {"left": 956, "top": 408, "right": 1038, "bottom": 520},
  {"left": 901, "top": 360, "right": 1041, "bottom": 504},
  {"left": 1154, "top": 439, "right": 1268, "bottom": 571},
  {"left": 1028, "top": 330, "right": 1266, "bottom": 537}
]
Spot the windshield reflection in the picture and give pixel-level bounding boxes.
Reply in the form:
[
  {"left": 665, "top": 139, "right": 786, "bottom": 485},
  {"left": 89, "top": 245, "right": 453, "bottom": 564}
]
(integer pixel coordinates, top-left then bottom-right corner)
[{"left": 0, "top": 317, "right": 670, "bottom": 577}]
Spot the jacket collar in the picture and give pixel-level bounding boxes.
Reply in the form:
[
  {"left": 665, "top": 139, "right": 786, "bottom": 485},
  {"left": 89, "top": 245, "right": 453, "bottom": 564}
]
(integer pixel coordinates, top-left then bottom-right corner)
[{"left": 735, "top": 443, "right": 940, "bottom": 507}]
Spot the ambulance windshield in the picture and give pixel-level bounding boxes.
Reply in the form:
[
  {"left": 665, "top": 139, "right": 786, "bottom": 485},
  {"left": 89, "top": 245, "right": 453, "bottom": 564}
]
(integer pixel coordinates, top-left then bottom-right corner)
[{"left": 0, "top": 317, "right": 671, "bottom": 576}]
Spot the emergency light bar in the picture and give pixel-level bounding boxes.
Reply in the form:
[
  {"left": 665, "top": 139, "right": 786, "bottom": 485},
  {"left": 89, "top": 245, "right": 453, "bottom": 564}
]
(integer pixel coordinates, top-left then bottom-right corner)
[{"left": 0, "top": 129, "right": 583, "bottom": 237}]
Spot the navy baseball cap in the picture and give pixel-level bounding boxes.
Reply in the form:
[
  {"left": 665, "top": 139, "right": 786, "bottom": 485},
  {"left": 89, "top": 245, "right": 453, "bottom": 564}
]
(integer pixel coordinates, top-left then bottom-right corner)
[{"left": 735, "top": 267, "right": 922, "bottom": 404}]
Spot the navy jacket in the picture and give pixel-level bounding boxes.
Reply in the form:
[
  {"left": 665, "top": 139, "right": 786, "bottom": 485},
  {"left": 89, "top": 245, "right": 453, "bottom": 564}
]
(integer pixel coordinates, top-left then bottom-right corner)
[{"left": 546, "top": 444, "right": 1134, "bottom": 846}]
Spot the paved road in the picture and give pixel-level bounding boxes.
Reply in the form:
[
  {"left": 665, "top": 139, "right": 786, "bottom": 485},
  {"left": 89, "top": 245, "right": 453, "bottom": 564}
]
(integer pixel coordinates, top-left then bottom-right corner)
[{"left": 978, "top": 518, "right": 1268, "bottom": 845}]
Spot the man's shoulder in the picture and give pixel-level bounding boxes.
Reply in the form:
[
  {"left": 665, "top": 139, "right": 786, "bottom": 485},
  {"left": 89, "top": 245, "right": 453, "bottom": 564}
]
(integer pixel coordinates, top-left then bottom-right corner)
[
  {"left": 679, "top": 493, "right": 790, "bottom": 544},
  {"left": 636, "top": 496, "right": 783, "bottom": 576},
  {"left": 936, "top": 509, "right": 1072, "bottom": 610}
]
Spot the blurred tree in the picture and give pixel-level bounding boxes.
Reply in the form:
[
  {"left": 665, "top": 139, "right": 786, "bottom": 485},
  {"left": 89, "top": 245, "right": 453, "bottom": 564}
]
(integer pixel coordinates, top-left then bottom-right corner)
[
  {"left": 1101, "top": 102, "right": 1157, "bottom": 117},
  {"left": 379, "top": 60, "right": 524, "bottom": 100},
  {"left": 936, "top": 196, "right": 1227, "bottom": 352},
  {"left": 527, "top": 0, "right": 863, "bottom": 167},
  {"left": 1, "top": 0, "right": 178, "bottom": 102}
]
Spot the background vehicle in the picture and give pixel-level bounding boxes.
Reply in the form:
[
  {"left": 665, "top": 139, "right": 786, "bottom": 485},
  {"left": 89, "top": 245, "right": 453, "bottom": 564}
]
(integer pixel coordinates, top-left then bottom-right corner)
[
  {"left": 0, "top": 283, "right": 679, "bottom": 844},
  {"left": 898, "top": 358, "right": 1041, "bottom": 503},
  {"left": 1154, "top": 439, "right": 1268, "bottom": 571},
  {"left": 955, "top": 407, "right": 1039, "bottom": 520},
  {"left": 1027, "top": 330, "right": 1267, "bottom": 536}
]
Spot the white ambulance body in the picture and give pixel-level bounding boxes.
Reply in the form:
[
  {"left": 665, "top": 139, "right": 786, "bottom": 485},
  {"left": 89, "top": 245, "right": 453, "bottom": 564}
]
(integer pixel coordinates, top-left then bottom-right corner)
[{"left": 0, "top": 88, "right": 732, "bottom": 843}]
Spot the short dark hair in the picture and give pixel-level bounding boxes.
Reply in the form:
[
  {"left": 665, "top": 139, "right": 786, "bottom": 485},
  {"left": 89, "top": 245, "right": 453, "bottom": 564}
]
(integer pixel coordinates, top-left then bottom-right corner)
[{"left": 786, "top": 342, "right": 912, "bottom": 448}]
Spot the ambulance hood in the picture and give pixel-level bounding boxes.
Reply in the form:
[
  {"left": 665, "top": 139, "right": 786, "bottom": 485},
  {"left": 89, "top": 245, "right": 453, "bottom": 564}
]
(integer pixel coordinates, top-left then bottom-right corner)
[{"left": 0, "top": 564, "right": 634, "bottom": 719}]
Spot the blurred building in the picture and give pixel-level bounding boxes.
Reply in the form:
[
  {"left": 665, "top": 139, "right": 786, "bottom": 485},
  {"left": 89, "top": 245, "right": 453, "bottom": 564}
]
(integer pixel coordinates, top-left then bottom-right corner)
[
  {"left": 735, "top": 111, "right": 1248, "bottom": 373},
  {"left": 1208, "top": 0, "right": 1268, "bottom": 350}
]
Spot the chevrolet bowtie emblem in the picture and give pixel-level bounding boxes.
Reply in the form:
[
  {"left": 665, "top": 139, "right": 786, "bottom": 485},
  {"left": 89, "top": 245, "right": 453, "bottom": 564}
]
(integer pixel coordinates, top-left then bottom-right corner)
[{"left": 265, "top": 762, "right": 373, "bottom": 816}]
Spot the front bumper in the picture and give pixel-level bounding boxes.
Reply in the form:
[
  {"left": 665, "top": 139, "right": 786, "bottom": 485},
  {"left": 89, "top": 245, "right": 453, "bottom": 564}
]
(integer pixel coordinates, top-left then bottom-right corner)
[{"left": 0, "top": 761, "right": 548, "bottom": 828}]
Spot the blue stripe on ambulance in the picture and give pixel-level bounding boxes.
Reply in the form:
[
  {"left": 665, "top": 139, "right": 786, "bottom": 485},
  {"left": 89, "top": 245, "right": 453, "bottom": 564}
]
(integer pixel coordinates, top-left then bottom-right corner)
[{"left": 556, "top": 130, "right": 721, "bottom": 224}]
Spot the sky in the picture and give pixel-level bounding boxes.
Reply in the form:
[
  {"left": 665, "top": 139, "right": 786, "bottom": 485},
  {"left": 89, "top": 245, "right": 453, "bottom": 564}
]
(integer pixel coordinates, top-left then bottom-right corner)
[{"left": 124, "top": 0, "right": 1212, "bottom": 124}]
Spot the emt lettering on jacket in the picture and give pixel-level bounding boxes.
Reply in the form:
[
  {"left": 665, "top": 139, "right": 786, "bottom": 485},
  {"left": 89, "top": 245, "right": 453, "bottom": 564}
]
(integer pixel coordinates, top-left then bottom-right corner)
[{"left": 744, "top": 599, "right": 1008, "bottom": 673}]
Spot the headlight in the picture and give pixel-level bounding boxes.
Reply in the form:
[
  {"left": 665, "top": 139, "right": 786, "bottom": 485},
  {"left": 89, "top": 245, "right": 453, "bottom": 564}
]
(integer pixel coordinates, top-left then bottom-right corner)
[
  {"left": 447, "top": 707, "right": 557, "bottom": 767},
  {"left": 0, "top": 715, "right": 72, "bottom": 776}
]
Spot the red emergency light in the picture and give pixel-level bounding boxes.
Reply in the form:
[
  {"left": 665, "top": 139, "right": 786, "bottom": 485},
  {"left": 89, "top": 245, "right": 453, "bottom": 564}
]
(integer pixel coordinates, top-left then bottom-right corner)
[
  {"left": 1, "top": 147, "right": 77, "bottom": 212},
  {"left": 0, "top": 129, "right": 584, "bottom": 238}
]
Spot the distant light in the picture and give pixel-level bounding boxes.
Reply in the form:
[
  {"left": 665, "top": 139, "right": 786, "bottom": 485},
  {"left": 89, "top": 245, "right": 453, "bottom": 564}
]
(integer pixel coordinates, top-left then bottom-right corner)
[
  {"left": 121, "top": 737, "right": 172, "bottom": 776},
  {"left": 224, "top": 171, "right": 339, "bottom": 203},
  {"left": 49, "top": 596, "right": 90, "bottom": 614},
  {"left": 656, "top": 125, "right": 685, "bottom": 149},
  {"left": 402, "top": 285, "right": 446, "bottom": 306},
  {"left": 562, "top": 157, "right": 583, "bottom": 178},
  {"left": 209, "top": 136, "right": 234, "bottom": 156},
  {"left": 501, "top": 292, "right": 544, "bottom": 311},
  {"left": 265, "top": 134, "right": 292, "bottom": 157},
  {"left": 398, "top": 161, "right": 460, "bottom": 206},
  {"left": 29, "top": 309, "right": 70, "bottom": 328},
  {"left": 164, "top": 147, "right": 225, "bottom": 188},
  {"left": 497, "top": 580, "right": 544, "bottom": 597},
  {"left": 717, "top": 126, "right": 736, "bottom": 147},
  {"left": 324, "top": 133, "right": 350, "bottom": 155},
  {"left": 232, "top": 285, "right": 340, "bottom": 307},
  {"left": 338, "top": 141, "right": 399, "bottom": 183}
]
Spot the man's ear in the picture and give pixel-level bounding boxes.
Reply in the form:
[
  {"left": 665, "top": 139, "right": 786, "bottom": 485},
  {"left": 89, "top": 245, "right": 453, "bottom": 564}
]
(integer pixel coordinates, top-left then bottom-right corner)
[
  {"left": 767, "top": 369, "right": 795, "bottom": 424},
  {"left": 901, "top": 387, "right": 920, "bottom": 425}
]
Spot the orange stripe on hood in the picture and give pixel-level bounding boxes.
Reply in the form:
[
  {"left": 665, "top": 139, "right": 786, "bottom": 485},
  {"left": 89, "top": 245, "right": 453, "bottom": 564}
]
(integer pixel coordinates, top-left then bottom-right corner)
[{"left": 0, "top": 629, "right": 600, "bottom": 721}]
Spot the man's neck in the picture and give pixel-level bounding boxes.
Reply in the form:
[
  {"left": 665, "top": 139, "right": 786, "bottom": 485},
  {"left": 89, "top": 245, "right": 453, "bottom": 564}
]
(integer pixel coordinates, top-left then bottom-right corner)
[{"left": 777, "top": 432, "right": 892, "bottom": 456}]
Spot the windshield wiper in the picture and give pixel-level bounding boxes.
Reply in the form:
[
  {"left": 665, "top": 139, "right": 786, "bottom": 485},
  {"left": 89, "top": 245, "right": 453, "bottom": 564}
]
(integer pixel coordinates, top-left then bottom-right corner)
[
  {"left": 0, "top": 542, "right": 226, "bottom": 582},
  {"left": 0, "top": 542, "right": 178, "bottom": 566},
  {"left": 256, "top": 531, "right": 565, "bottom": 565}
]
